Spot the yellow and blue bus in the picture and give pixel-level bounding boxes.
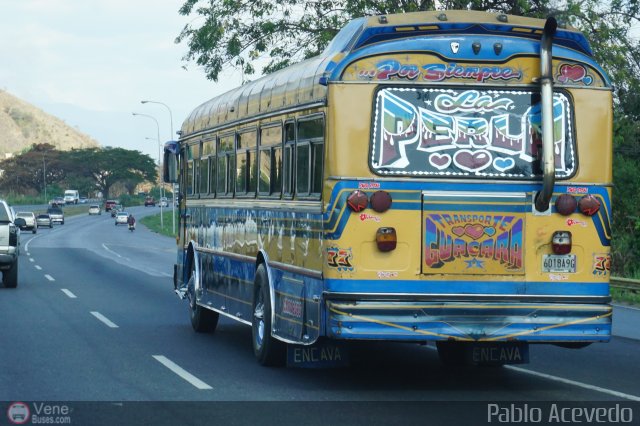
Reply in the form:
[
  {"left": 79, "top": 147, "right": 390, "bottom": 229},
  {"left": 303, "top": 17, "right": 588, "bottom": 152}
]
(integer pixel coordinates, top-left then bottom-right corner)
[{"left": 164, "top": 10, "right": 612, "bottom": 367}]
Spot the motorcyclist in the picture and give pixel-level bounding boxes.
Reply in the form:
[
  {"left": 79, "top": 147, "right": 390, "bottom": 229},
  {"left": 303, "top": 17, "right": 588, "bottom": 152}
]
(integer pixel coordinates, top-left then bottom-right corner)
[{"left": 127, "top": 214, "right": 136, "bottom": 229}]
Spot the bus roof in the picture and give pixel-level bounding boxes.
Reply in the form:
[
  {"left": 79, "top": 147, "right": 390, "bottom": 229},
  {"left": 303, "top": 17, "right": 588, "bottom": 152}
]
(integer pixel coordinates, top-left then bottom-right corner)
[{"left": 180, "top": 10, "right": 600, "bottom": 139}]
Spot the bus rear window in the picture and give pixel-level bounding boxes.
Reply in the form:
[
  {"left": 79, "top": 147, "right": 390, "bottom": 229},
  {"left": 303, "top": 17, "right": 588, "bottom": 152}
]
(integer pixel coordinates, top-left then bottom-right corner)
[{"left": 370, "top": 87, "right": 575, "bottom": 179}]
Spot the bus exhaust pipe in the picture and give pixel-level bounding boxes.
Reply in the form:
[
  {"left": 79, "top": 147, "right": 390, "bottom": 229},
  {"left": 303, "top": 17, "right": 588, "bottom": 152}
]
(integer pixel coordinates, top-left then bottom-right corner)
[{"left": 535, "top": 17, "right": 558, "bottom": 212}]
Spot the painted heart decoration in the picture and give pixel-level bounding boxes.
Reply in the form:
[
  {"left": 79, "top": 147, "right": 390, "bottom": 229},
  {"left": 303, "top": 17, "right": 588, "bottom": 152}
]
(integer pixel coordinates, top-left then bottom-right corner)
[
  {"left": 452, "top": 226, "right": 465, "bottom": 237},
  {"left": 454, "top": 150, "right": 492, "bottom": 172},
  {"left": 429, "top": 153, "right": 452, "bottom": 170},
  {"left": 558, "top": 64, "right": 586, "bottom": 83},
  {"left": 493, "top": 157, "right": 515, "bottom": 172},
  {"left": 464, "top": 224, "right": 485, "bottom": 240}
]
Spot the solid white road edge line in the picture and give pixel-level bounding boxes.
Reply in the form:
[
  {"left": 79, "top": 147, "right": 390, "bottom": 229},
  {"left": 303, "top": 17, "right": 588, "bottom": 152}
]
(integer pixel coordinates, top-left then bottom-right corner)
[
  {"left": 152, "top": 355, "right": 213, "bottom": 390},
  {"left": 61, "top": 289, "right": 77, "bottom": 299},
  {"left": 505, "top": 366, "right": 640, "bottom": 401},
  {"left": 425, "top": 345, "right": 640, "bottom": 401},
  {"left": 101, "top": 243, "right": 122, "bottom": 258},
  {"left": 45, "top": 274, "right": 55, "bottom": 281},
  {"left": 90, "top": 311, "right": 119, "bottom": 328}
]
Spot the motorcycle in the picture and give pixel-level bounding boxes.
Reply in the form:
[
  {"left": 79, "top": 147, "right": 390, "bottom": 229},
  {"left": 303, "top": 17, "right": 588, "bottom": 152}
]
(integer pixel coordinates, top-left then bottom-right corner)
[{"left": 128, "top": 223, "right": 135, "bottom": 232}]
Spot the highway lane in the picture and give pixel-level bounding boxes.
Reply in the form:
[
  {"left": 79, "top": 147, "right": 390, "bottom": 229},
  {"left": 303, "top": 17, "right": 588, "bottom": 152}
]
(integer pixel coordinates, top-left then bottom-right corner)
[{"left": 1, "top": 209, "right": 639, "bottom": 410}]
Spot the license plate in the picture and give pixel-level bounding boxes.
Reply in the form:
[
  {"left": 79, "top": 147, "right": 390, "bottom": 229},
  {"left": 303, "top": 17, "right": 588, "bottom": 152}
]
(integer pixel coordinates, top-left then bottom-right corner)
[
  {"left": 469, "top": 342, "right": 529, "bottom": 365},
  {"left": 542, "top": 254, "right": 576, "bottom": 273}
]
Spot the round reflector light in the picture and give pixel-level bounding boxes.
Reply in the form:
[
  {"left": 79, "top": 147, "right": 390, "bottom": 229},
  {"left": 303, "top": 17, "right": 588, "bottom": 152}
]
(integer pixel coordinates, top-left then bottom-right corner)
[
  {"left": 370, "top": 190, "right": 392, "bottom": 213},
  {"left": 555, "top": 194, "right": 577, "bottom": 216},
  {"left": 347, "top": 190, "right": 368, "bottom": 212},
  {"left": 578, "top": 195, "right": 601, "bottom": 216}
]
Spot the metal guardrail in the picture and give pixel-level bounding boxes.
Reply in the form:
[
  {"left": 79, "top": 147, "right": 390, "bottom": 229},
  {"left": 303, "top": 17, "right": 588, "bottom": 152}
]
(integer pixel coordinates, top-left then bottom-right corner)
[{"left": 611, "top": 276, "right": 640, "bottom": 292}]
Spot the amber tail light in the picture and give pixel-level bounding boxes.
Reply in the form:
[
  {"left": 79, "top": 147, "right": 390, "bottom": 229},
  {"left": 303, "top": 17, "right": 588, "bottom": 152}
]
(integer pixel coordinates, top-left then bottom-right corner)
[{"left": 376, "top": 227, "right": 397, "bottom": 252}]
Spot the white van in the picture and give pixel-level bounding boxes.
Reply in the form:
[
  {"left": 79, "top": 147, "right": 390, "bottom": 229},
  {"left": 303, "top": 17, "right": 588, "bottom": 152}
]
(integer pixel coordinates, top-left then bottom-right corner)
[{"left": 63, "top": 190, "right": 79, "bottom": 204}]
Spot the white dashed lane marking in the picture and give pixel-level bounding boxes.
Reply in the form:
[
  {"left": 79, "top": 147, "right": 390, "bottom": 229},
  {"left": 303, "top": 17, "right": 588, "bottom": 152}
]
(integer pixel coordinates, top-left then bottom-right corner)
[
  {"left": 90, "top": 311, "right": 119, "bottom": 328},
  {"left": 61, "top": 289, "right": 77, "bottom": 299}
]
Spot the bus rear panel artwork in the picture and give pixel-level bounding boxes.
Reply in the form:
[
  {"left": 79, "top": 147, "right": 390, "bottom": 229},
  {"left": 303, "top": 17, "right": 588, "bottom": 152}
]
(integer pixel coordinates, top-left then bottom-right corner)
[{"left": 164, "top": 10, "right": 612, "bottom": 367}]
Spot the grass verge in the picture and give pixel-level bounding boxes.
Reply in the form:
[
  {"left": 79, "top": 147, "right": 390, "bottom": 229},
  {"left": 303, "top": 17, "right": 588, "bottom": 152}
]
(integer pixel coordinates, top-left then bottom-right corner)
[
  {"left": 611, "top": 287, "right": 640, "bottom": 306},
  {"left": 140, "top": 210, "right": 177, "bottom": 238}
]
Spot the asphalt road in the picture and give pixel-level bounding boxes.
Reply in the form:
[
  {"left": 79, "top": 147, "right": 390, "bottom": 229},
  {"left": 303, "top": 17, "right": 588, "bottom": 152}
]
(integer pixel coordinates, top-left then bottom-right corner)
[{"left": 1, "top": 206, "right": 639, "bottom": 425}]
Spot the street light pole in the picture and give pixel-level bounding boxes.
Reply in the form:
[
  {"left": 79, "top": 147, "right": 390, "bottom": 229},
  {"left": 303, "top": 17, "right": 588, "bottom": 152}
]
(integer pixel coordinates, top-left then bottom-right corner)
[
  {"left": 42, "top": 153, "right": 47, "bottom": 203},
  {"left": 132, "top": 112, "right": 164, "bottom": 229},
  {"left": 141, "top": 99, "right": 175, "bottom": 234}
]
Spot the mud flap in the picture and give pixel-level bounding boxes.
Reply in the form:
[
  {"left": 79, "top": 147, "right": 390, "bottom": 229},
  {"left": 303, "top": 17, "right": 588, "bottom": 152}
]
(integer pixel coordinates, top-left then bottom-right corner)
[{"left": 286, "top": 341, "right": 350, "bottom": 368}]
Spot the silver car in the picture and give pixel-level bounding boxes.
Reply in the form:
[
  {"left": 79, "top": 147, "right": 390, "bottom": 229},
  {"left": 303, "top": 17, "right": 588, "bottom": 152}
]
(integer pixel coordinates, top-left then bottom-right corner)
[{"left": 36, "top": 214, "right": 53, "bottom": 228}]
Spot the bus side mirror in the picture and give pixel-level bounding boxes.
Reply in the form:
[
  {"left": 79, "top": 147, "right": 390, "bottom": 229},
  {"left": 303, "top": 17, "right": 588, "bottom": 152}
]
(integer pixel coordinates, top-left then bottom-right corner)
[{"left": 164, "top": 151, "right": 178, "bottom": 183}]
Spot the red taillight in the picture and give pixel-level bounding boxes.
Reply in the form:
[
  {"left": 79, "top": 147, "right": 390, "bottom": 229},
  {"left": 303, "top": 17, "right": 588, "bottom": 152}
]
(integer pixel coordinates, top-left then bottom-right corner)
[
  {"left": 551, "top": 231, "right": 572, "bottom": 255},
  {"left": 347, "top": 190, "right": 368, "bottom": 212},
  {"left": 578, "top": 195, "right": 601, "bottom": 216},
  {"left": 376, "top": 227, "right": 397, "bottom": 252},
  {"left": 555, "top": 194, "right": 577, "bottom": 216}
]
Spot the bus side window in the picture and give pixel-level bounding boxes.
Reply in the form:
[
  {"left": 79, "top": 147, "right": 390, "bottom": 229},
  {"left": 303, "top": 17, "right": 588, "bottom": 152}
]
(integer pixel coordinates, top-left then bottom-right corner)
[
  {"left": 283, "top": 120, "right": 295, "bottom": 198},
  {"left": 296, "top": 115, "right": 324, "bottom": 198},
  {"left": 259, "top": 123, "right": 283, "bottom": 197},
  {"left": 236, "top": 129, "right": 257, "bottom": 196},
  {"left": 202, "top": 137, "right": 216, "bottom": 196},
  {"left": 218, "top": 134, "right": 235, "bottom": 196}
]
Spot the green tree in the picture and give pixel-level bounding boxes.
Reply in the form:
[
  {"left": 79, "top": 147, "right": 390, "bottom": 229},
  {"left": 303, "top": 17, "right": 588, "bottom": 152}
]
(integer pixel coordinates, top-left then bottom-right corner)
[
  {"left": 67, "top": 148, "right": 157, "bottom": 200},
  {"left": 0, "top": 143, "right": 67, "bottom": 196}
]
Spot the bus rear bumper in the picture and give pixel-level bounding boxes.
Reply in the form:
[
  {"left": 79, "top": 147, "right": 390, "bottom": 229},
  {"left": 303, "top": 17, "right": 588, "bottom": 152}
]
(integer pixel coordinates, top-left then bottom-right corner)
[{"left": 325, "top": 299, "right": 612, "bottom": 343}]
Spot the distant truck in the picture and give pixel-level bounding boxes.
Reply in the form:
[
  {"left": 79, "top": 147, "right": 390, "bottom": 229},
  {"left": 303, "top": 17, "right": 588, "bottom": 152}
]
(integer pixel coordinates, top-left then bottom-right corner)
[{"left": 64, "top": 189, "right": 79, "bottom": 204}]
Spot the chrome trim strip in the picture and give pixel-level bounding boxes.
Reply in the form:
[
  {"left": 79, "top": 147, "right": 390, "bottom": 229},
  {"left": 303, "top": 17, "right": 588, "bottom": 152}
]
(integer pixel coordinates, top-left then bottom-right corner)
[
  {"left": 269, "top": 261, "right": 323, "bottom": 280},
  {"left": 323, "top": 292, "right": 611, "bottom": 304},
  {"left": 326, "top": 176, "right": 614, "bottom": 188},
  {"left": 195, "top": 246, "right": 254, "bottom": 263}
]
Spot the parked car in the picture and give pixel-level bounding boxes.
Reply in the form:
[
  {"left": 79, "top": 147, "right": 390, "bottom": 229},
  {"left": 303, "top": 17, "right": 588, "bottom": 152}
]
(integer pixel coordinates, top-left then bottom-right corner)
[
  {"left": 104, "top": 200, "right": 117, "bottom": 211},
  {"left": 115, "top": 212, "right": 129, "bottom": 225},
  {"left": 144, "top": 196, "right": 156, "bottom": 207},
  {"left": 46, "top": 207, "right": 64, "bottom": 225},
  {"left": 88, "top": 204, "right": 101, "bottom": 215},
  {"left": 15, "top": 211, "right": 37, "bottom": 234},
  {"left": 36, "top": 214, "right": 53, "bottom": 228},
  {"left": 79, "top": 197, "right": 88, "bottom": 204}
]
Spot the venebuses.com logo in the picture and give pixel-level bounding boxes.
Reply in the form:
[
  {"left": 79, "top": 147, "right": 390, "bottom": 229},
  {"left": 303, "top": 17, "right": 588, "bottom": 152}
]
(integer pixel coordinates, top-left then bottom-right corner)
[{"left": 7, "top": 402, "right": 30, "bottom": 424}]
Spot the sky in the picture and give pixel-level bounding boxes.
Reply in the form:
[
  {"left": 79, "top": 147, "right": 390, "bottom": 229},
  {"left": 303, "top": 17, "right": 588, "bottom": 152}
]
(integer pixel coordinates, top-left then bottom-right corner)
[{"left": 0, "top": 0, "right": 244, "bottom": 161}]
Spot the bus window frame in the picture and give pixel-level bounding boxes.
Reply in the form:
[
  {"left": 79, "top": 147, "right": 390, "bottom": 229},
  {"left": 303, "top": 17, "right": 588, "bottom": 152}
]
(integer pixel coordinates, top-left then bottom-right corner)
[
  {"left": 200, "top": 136, "right": 217, "bottom": 198},
  {"left": 236, "top": 127, "right": 258, "bottom": 198},
  {"left": 217, "top": 132, "right": 236, "bottom": 198},
  {"left": 283, "top": 119, "right": 296, "bottom": 200},
  {"left": 295, "top": 113, "right": 325, "bottom": 200},
  {"left": 258, "top": 121, "right": 283, "bottom": 198}
]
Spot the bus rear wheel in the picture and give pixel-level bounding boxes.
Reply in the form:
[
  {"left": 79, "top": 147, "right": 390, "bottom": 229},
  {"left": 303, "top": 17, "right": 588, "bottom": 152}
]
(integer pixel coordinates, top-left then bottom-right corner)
[
  {"left": 187, "top": 260, "right": 218, "bottom": 333},
  {"left": 252, "top": 264, "right": 285, "bottom": 366}
]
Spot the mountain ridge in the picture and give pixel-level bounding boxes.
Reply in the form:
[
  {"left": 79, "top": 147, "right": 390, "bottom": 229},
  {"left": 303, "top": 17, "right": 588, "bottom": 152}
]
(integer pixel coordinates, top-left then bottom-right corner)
[{"left": 0, "top": 89, "right": 99, "bottom": 157}]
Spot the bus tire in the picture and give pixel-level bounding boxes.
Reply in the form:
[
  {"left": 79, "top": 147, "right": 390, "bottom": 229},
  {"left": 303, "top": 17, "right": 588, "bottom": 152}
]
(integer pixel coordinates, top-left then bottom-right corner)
[
  {"left": 252, "top": 264, "right": 285, "bottom": 366},
  {"left": 188, "top": 259, "right": 218, "bottom": 333}
]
